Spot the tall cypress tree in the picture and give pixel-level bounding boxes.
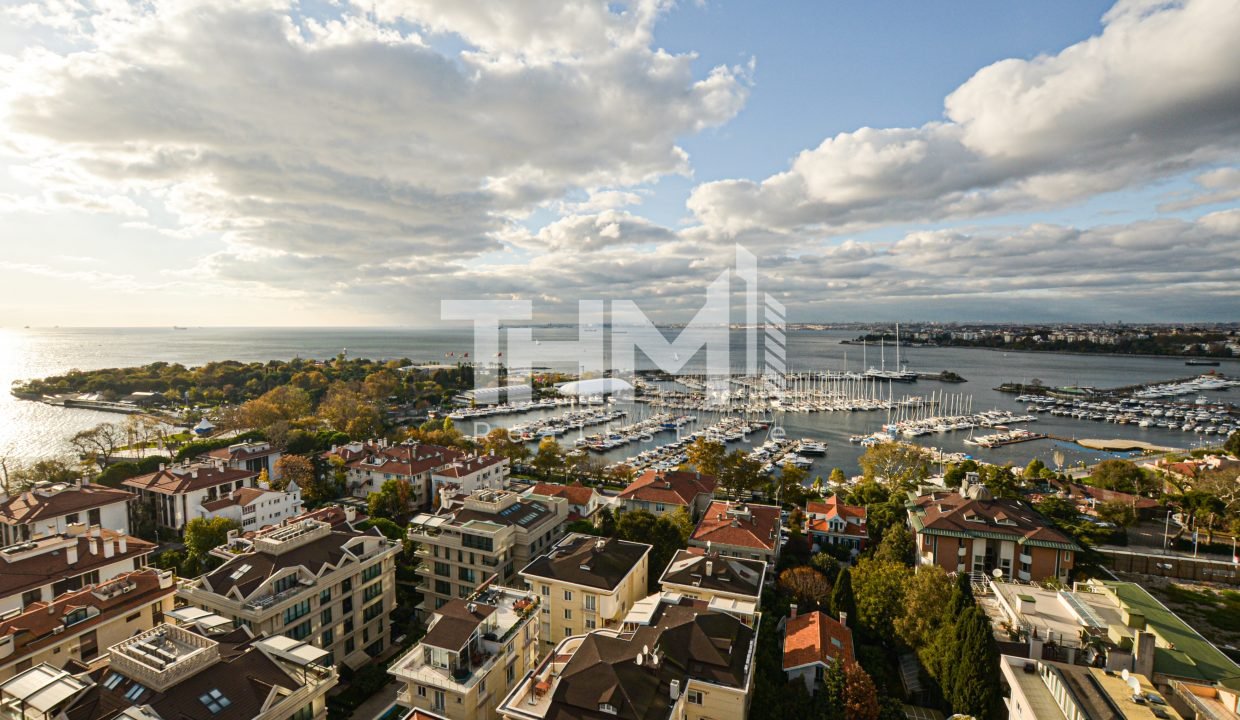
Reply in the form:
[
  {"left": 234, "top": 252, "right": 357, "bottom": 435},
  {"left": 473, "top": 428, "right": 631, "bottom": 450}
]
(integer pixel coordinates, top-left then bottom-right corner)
[
  {"left": 950, "top": 607, "right": 1002, "bottom": 718},
  {"left": 830, "top": 567, "right": 858, "bottom": 626}
]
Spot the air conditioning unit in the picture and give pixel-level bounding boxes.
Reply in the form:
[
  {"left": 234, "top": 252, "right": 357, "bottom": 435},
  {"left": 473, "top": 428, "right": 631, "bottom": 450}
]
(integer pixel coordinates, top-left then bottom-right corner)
[
  {"left": 122, "top": 586, "right": 132, "bottom": 593},
  {"left": 52, "top": 626, "right": 65, "bottom": 635}
]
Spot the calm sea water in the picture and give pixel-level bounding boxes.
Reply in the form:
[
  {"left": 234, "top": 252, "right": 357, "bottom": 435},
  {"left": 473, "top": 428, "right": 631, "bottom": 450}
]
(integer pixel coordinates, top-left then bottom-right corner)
[{"left": 1, "top": 327, "right": 1235, "bottom": 475}]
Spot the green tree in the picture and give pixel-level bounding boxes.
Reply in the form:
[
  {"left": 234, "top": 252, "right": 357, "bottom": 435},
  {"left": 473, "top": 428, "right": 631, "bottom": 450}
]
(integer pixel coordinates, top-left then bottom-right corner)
[
  {"left": 775, "top": 462, "right": 809, "bottom": 505},
  {"left": 482, "top": 428, "right": 532, "bottom": 464},
  {"left": 851, "top": 558, "right": 911, "bottom": 639},
  {"left": 822, "top": 657, "right": 848, "bottom": 720},
  {"left": 274, "top": 454, "right": 315, "bottom": 492},
  {"left": 8, "top": 458, "right": 82, "bottom": 490},
  {"left": 830, "top": 567, "right": 857, "bottom": 623},
  {"left": 810, "top": 552, "right": 842, "bottom": 584},
  {"left": 949, "top": 607, "right": 1002, "bottom": 718},
  {"left": 894, "top": 565, "right": 952, "bottom": 649},
  {"left": 317, "top": 383, "right": 383, "bottom": 439},
  {"left": 685, "top": 438, "right": 726, "bottom": 478},
  {"left": 1226, "top": 430, "right": 1240, "bottom": 456},
  {"left": 532, "top": 437, "right": 566, "bottom": 479},
  {"left": 1024, "top": 458, "right": 1046, "bottom": 479},
  {"left": 368, "top": 478, "right": 413, "bottom": 520},
  {"left": 615, "top": 509, "right": 691, "bottom": 592},
  {"left": 829, "top": 467, "right": 847, "bottom": 486},
  {"left": 365, "top": 517, "right": 406, "bottom": 540},
  {"left": 1088, "top": 459, "right": 1154, "bottom": 494},
  {"left": 718, "top": 449, "right": 762, "bottom": 497},
  {"left": 858, "top": 443, "right": 929, "bottom": 488},
  {"left": 183, "top": 516, "right": 240, "bottom": 571},
  {"left": 69, "top": 422, "right": 126, "bottom": 471},
  {"left": 1095, "top": 500, "right": 1137, "bottom": 528},
  {"left": 873, "top": 522, "right": 915, "bottom": 566}
]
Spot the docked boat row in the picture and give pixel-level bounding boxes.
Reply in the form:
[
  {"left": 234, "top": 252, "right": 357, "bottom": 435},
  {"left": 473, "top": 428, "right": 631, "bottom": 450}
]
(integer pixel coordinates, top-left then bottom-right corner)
[
  {"left": 881, "top": 409, "right": 1039, "bottom": 438},
  {"left": 1018, "top": 395, "right": 1236, "bottom": 436},
  {"left": 506, "top": 408, "right": 629, "bottom": 441},
  {"left": 964, "top": 428, "right": 1046, "bottom": 449},
  {"left": 573, "top": 413, "right": 698, "bottom": 452},
  {"left": 446, "top": 398, "right": 574, "bottom": 420},
  {"left": 1130, "top": 374, "right": 1236, "bottom": 399}
]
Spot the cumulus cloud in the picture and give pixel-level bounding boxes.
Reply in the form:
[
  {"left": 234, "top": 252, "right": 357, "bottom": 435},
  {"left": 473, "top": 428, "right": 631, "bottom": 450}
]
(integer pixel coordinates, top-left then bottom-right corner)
[
  {"left": 688, "top": 0, "right": 1240, "bottom": 237},
  {"left": 0, "top": 0, "right": 748, "bottom": 270}
]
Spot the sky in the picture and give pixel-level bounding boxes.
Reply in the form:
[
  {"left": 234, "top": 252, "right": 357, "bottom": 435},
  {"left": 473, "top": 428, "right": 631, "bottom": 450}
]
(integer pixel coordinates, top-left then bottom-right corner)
[{"left": 0, "top": 0, "right": 1238, "bottom": 327}]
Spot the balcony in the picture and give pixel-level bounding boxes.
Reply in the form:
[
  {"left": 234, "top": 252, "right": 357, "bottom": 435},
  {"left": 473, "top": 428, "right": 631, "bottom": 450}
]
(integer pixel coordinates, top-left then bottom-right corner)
[
  {"left": 244, "top": 580, "right": 314, "bottom": 611},
  {"left": 1019, "top": 553, "right": 1033, "bottom": 565}
]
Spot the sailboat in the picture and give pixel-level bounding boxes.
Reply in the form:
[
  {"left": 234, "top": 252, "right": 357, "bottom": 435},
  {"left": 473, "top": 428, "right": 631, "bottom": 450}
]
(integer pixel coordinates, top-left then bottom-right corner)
[{"left": 865, "top": 323, "right": 917, "bottom": 382}]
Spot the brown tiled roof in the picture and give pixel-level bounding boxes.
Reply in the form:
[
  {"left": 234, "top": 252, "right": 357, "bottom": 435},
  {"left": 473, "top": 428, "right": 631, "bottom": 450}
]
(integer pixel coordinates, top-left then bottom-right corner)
[
  {"left": 806, "top": 495, "right": 866, "bottom": 521},
  {"left": 199, "top": 487, "right": 282, "bottom": 512},
  {"left": 0, "top": 569, "right": 173, "bottom": 666},
  {"left": 422, "top": 600, "right": 496, "bottom": 650},
  {"left": 434, "top": 454, "right": 507, "bottom": 478},
  {"left": 202, "top": 528, "right": 380, "bottom": 598},
  {"left": 0, "top": 531, "right": 155, "bottom": 600},
  {"left": 0, "top": 484, "right": 133, "bottom": 526},
  {"left": 783, "top": 611, "right": 854, "bottom": 670},
  {"left": 545, "top": 598, "right": 753, "bottom": 720},
  {"left": 531, "top": 483, "right": 596, "bottom": 507},
  {"left": 325, "top": 441, "right": 463, "bottom": 477},
  {"left": 691, "top": 502, "right": 781, "bottom": 552},
  {"left": 122, "top": 464, "right": 256, "bottom": 495},
  {"left": 521, "top": 534, "right": 649, "bottom": 591},
  {"left": 909, "top": 490, "right": 1079, "bottom": 549},
  {"left": 658, "top": 549, "right": 765, "bottom": 598},
  {"left": 618, "top": 470, "right": 716, "bottom": 507}
]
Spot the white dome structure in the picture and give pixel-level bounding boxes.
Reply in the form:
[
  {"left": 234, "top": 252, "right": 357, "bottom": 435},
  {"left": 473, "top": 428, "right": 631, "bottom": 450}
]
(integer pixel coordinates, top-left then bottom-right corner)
[{"left": 556, "top": 378, "right": 634, "bottom": 397}]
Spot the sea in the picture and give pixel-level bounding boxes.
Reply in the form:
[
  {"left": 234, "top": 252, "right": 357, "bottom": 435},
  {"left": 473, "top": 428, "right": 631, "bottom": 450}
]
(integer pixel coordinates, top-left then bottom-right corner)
[{"left": 1, "top": 326, "right": 1236, "bottom": 477}]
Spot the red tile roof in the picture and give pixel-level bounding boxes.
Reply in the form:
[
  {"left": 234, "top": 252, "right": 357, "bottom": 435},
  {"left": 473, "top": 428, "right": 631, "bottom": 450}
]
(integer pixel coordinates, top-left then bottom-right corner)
[
  {"left": 783, "top": 611, "right": 854, "bottom": 670},
  {"left": 806, "top": 495, "right": 867, "bottom": 521},
  {"left": 0, "top": 484, "right": 133, "bottom": 526},
  {"left": 433, "top": 454, "right": 507, "bottom": 478},
  {"left": 326, "top": 441, "right": 464, "bottom": 477},
  {"left": 122, "top": 464, "right": 256, "bottom": 495},
  {"left": 692, "top": 502, "right": 781, "bottom": 552},
  {"left": 909, "top": 490, "right": 1079, "bottom": 550},
  {"left": 0, "top": 530, "right": 155, "bottom": 600},
  {"left": 530, "top": 482, "right": 596, "bottom": 507},
  {"left": 199, "top": 487, "right": 284, "bottom": 512},
  {"left": 619, "top": 470, "right": 717, "bottom": 507}
]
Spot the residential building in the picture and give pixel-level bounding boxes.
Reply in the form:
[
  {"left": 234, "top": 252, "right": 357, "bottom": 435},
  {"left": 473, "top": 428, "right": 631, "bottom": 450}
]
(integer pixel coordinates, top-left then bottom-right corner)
[
  {"left": 999, "top": 655, "right": 1185, "bottom": 720},
  {"left": 389, "top": 583, "right": 541, "bottom": 720},
  {"left": 205, "top": 441, "right": 284, "bottom": 480},
  {"left": 0, "top": 528, "right": 154, "bottom": 616},
  {"left": 199, "top": 485, "right": 303, "bottom": 531},
  {"left": 907, "top": 482, "right": 1080, "bottom": 582},
  {"left": 497, "top": 593, "right": 758, "bottom": 720},
  {"left": 0, "top": 482, "right": 133, "bottom": 545},
  {"left": 1169, "top": 679, "right": 1240, "bottom": 720},
  {"left": 176, "top": 517, "right": 399, "bottom": 669},
  {"left": 782, "top": 610, "right": 854, "bottom": 695},
  {"left": 409, "top": 489, "right": 569, "bottom": 615},
  {"left": 0, "top": 568, "right": 176, "bottom": 681},
  {"left": 524, "top": 483, "right": 602, "bottom": 521},
  {"left": 616, "top": 470, "right": 717, "bottom": 520},
  {"left": 519, "top": 533, "right": 651, "bottom": 648},
  {"left": 0, "top": 622, "right": 337, "bottom": 720},
  {"left": 431, "top": 454, "right": 511, "bottom": 503},
  {"left": 804, "top": 495, "right": 868, "bottom": 553},
  {"left": 324, "top": 440, "right": 465, "bottom": 507},
  {"left": 122, "top": 461, "right": 258, "bottom": 533},
  {"left": 658, "top": 548, "right": 764, "bottom": 626},
  {"left": 689, "top": 501, "right": 782, "bottom": 565}
]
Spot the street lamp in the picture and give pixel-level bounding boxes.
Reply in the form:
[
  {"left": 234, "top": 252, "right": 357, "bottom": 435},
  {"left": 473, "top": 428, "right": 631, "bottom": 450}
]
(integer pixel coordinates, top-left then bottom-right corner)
[{"left": 1163, "top": 510, "right": 1173, "bottom": 553}]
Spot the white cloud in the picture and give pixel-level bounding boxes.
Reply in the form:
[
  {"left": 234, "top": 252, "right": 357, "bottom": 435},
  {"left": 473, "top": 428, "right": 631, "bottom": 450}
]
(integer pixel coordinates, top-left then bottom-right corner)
[{"left": 688, "top": 0, "right": 1240, "bottom": 237}]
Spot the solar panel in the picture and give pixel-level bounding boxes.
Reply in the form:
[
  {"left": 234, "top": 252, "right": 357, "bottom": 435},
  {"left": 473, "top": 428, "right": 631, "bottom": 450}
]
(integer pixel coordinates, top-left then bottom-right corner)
[{"left": 1059, "top": 591, "right": 1105, "bottom": 629}]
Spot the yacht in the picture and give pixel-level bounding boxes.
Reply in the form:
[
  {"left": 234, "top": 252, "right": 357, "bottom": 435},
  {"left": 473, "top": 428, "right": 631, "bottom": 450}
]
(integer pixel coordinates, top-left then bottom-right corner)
[{"left": 798, "top": 439, "right": 828, "bottom": 455}]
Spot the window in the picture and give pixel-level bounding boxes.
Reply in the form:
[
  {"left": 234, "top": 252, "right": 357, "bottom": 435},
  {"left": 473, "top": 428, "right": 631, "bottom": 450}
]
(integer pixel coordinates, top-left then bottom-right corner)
[
  {"left": 345, "top": 638, "right": 355, "bottom": 654},
  {"left": 434, "top": 561, "right": 451, "bottom": 577},
  {"left": 199, "top": 689, "right": 231, "bottom": 714},
  {"left": 541, "top": 585, "right": 549, "bottom": 596},
  {"left": 21, "top": 589, "right": 40, "bottom": 609},
  {"left": 458, "top": 567, "right": 476, "bottom": 583},
  {"left": 344, "top": 618, "right": 354, "bottom": 634},
  {"left": 64, "top": 608, "right": 90, "bottom": 627},
  {"left": 283, "top": 600, "right": 311, "bottom": 625},
  {"left": 362, "top": 565, "right": 382, "bottom": 582},
  {"left": 563, "top": 590, "right": 572, "bottom": 601},
  {"left": 565, "top": 627, "right": 572, "bottom": 638},
  {"left": 321, "top": 608, "right": 332, "bottom": 625},
  {"left": 687, "top": 690, "right": 703, "bottom": 705},
  {"left": 124, "top": 684, "right": 147, "bottom": 702},
  {"left": 363, "top": 582, "right": 383, "bottom": 602},
  {"left": 287, "top": 620, "right": 312, "bottom": 641},
  {"left": 363, "top": 601, "right": 384, "bottom": 622},
  {"left": 342, "top": 578, "right": 352, "bottom": 593},
  {"left": 320, "top": 588, "right": 331, "bottom": 605},
  {"left": 103, "top": 673, "right": 124, "bottom": 690},
  {"left": 435, "top": 580, "right": 451, "bottom": 595},
  {"left": 366, "top": 640, "right": 384, "bottom": 656},
  {"left": 417, "top": 686, "right": 427, "bottom": 698},
  {"left": 88, "top": 508, "right": 101, "bottom": 526},
  {"left": 290, "top": 704, "right": 314, "bottom": 720},
  {"left": 585, "top": 618, "right": 596, "bottom": 630},
  {"left": 584, "top": 595, "right": 596, "bottom": 612},
  {"left": 273, "top": 575, "right": 300, "bottom": 594},
  {"left": 322, "top": 629, "right": 334, "bottom": 646},
  {"left": 507, "top": 663, "right": 516, "bottom": 682},
  {"left": 65, "top": 513, "right": 80, "bottom": 524},
  {"left": 343, "top": 597, "right": 354, "bottom": 614},
  {"left": 564, "top": 609, "right": 572, "bottom": 619}
]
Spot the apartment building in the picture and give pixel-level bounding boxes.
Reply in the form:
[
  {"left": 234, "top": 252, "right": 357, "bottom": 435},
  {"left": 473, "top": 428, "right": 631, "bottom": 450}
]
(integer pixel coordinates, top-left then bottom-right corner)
[
  {"left": 324, "top": 440, "right": 465, "bottom": 507},
  {"left": 0, "top": 528, "right": 154, "bottom": 616},
  {"left": 409, "top": 489, "right": 569, "bottom": 615},
  {"left": 908, "top": 482, "right": 1079, "bottom": 582},
  {"left": 176, "top": 517, "right": 399, "bottom": 669},
  {"left": 658, "top": 548, "right": 765, "bottom": 626},
  {"left": 0, "top": 482, "right": 133, "bottom": 544},
  {"left": 430, "top": 454, "right": 511, "bottom": 503},
  {"left": 205, "top": 440, "right": 284, "bottom": 480},
  {"left": 999, "top": 655, "right": 1184, "bottom": 720},
  {"left": 199, "top": 484, "right": 303, "bottom": 531},
  {"left": 497, "top": 593, "right": 759, "bottom": 720},
  {"left": 689, "top": 502, "right": 782, "bottom": 566},
  {"left": 0, "top": 622, "right": 337, "bottom": 720},
  {"left": 519, "top": 533, "right": 651, "bottom": 648},
  {"left": 617, "top": 470, "right": 717, "bottom": 520},
  {"left": 389, "top": 583, "right": 541, "bottom": 720},
  {"left": 122, "top": 461, "right": 258, "bottom": 533},
  {"left": 524, "top": 484, "right": 602, "bottom": 521},
  {"left": 0, "top": 568, "right": 175, "bottom": 680}
]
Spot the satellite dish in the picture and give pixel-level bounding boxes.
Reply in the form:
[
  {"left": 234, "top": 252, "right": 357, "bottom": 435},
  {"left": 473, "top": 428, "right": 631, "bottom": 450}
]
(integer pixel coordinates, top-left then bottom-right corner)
[
  {"left": 643, "top": 645, "right": 650, "bottom": 655},
  {"left": 1127, "top": 676, "right": 1142, "bottom": 694},
  {"left": 1121, "top": 669, "right": 1130, "bottom": 682},
  {"left": 992, "top": 568, "right": 1004, "bottom": 579}
]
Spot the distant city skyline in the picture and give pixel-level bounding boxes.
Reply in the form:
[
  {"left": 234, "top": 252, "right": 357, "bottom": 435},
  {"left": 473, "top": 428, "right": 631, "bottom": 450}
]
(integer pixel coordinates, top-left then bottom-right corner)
[{"left": 1, "top": 0, "right": 1238, "bottom": 326}]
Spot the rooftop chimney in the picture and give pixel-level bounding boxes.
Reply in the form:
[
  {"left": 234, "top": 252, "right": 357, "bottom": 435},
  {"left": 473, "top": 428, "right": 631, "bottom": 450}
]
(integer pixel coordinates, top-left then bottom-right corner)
[
  {"left": 790, "top": 606, "right": 797, "bottom": 619},
  {"left": 705, "top": 561, "right": 714, "bottom": 577},
  {"left": 117, "top": 533, "right": 128, "bottom": 554},
  {"left": 103, "top": 537, "right": 115, "bottom": 559},
  {"left": 669, "top": 679, "right": 680, "bottom": 701},
  {"left": 66, "top": 544, "right": 78, "bottom": 564},
  {"left": 88, "top": 537, "right": 97, "bottom": 555}
]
